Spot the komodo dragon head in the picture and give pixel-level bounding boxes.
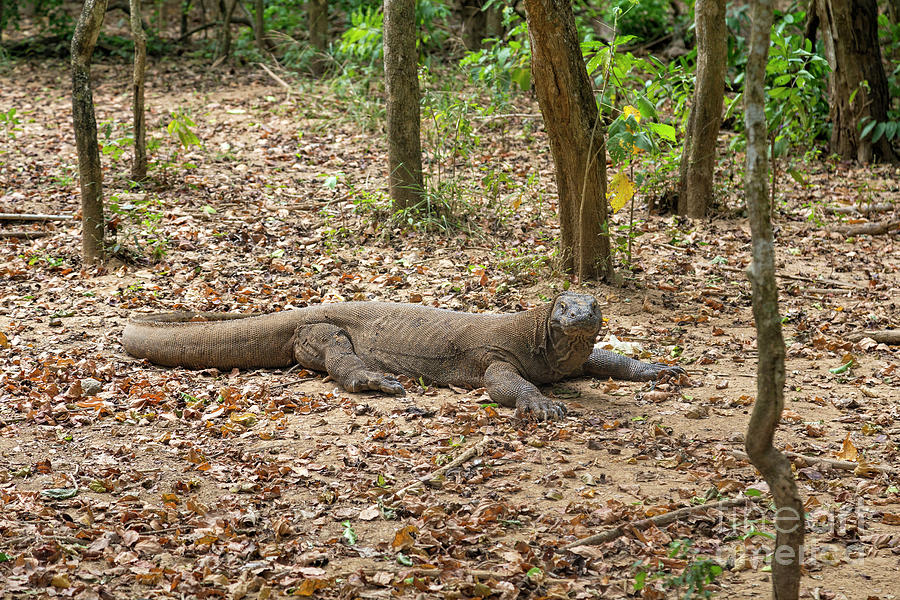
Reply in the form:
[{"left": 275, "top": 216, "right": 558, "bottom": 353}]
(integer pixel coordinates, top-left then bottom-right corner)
[{"left": 546, "top": 292, "right": 603, "bottom": 348}]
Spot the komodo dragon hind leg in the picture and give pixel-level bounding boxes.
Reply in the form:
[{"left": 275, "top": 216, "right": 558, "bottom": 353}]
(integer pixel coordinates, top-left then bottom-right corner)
[
  {"left": 292, "top": 324, "right": 406, "bottom": 396},
  {"left": 483, "top": 361, "right": 566, "bottom": 421}
]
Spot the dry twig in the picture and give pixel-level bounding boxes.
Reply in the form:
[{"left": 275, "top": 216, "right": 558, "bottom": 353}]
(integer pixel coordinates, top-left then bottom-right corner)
[
  {"left": 562, "top": 496, "right": 759, "bottom": 550},
  {"left": 395, "top": 438, "right": 490, "bottom": 496}
]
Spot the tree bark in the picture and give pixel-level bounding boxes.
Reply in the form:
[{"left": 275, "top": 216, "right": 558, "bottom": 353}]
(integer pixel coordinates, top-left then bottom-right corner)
[
  {"left": 130, "top": 0, "right": 147, "bottom": 181},
  {"left": 253, "top": 0, "right": 264, "bottom": 52},
  {"left": 383, "top": 0, "right": 424, "bottom": 211},
  {"left": 181, "top": 0, "right": 192, "bottom": 38},
  {"left": 308, "top": 0, "right": 328, "bottom": 75},
  {"left": 744, "top": 1, "right": 805, "bottom": 598},
  {"left": 460, "top": 0, "right": 487, "bottom": 50},
  {"left": 524, "top": 0, "right": 611, "bottom": 281},
  {"left": 677, "top": 0, "right": 726, "bottom": 218},
  {"left": 217, "top": 0, "right": 238, "bottom": 60},
  {"left": 71, "top": 0, "right": 109, "bottom": 265},
  {"left": 813, "top": 0, "right": 897, "bottom": 163}
]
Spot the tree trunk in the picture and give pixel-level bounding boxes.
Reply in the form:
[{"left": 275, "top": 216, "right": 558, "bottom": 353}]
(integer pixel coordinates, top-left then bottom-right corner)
[
  {"left": 524, "top": 0, "right": 611, "bottom": 281},
  {"left": 308, "top": 0, "right": 328, "bottom": 75},
  {"left": 813, "top": 0, "right": 898, "bottom": 163},
  {"left": 71, "top": 0, "right": 109, "bottom": 265},
  {"left": 677, "top": 0, "right": 726, "bottom": 218},
  {"left": 253, "top": 0, "right": 264, "bottom": 52},
  {"left": 181, "top": 0, "right": 191, "bottom": 38},
  {"left": 0, "top": 0, "right": 6, "bottom": 44},
  {"left": 130, "top": 0, "right": 147, "bottom": 181},
  {"left": 383, "top": 0, "right": 424, "bottom": 211},
  {"left": 460, "top": 0, "right": 487, "bottom": 50},
  {"left": 217, "top": 0, "right": 238, "bottom": 60},
  {"left": 744, "top": 1, "right": 805, "bottom": 599}
]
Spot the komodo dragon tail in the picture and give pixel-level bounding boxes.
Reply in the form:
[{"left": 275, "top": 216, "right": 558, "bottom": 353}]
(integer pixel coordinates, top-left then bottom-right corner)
[{"left": 122, "top": 312, "right": 299, "bottom": 370}]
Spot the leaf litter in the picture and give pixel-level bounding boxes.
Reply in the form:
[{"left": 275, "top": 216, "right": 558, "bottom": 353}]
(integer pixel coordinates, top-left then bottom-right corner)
[{"left": 0, "top": 59, "right": 898, "bottom": 599}]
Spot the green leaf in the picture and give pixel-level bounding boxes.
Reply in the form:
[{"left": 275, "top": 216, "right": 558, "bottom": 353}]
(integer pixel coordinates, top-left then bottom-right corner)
[
  {"left": 871, "top": 122, "right": 886, "bottom": 143},
  {"left": 0, "top": 552, "right": 12, "bottom": 562},
  {"left": 634, "top": 570, "right": 647, "bottom": 591},
  {"left": 396, "top": 552, "right": 413, "bottom": 566},
  {"left": 860, "top": 118, "right": 878, "bottom": 140},
  {"left": 829, "top": 360, "right": 853, "bottom": 375},
  {"left": 787, "top": 169, "right": 808, "bottom": 187},
  {"left": 88, "top": 480, "right": 109, "bottom": 493},
  {"left": 635, "top": 96, "right": 658, "bottom": 120},
  {"left": 510, "top": 68, "right": 531, "bottom": 91},
  {"left": 744, "top": 488, "right": 763, "bottom": 497},
  {"left": 633, "top": 132, "right": 653, "bottom": 153},
  {"left": 886, "top": 121, "right": 899, "bottom": 140},
  {"left": 648, "top": 122, "right": 676, "bottom": 143},
  {"left": 341, "top": 520, "right": 358, "bottom": 545},
  {"left": 526, "top": 567, "right": 542, "bottom": 578},
  {"left": 41, "top": 487, "right": 78, "bottom": 500}
]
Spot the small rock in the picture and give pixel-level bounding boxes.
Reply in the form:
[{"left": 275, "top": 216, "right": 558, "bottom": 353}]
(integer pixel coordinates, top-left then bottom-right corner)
[{"left": 80, "top": 378, "right": 103, "bottom": 396}]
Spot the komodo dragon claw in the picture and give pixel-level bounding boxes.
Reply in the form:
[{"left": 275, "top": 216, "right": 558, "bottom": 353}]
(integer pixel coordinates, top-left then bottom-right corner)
[{"left": 516, "top": 396, "right": 568, "bottom": 421}]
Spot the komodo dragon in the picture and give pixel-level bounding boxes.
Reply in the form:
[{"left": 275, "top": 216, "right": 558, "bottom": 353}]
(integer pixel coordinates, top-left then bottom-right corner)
[{"left": 122, "top": 292, "right": 683, "bottom": 420}]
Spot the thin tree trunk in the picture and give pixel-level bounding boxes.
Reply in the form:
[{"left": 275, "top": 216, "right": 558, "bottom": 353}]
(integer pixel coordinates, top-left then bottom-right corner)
[
  {"left": 71, "top": 0, "right": 109, "bottom": 265},
  {"left": 524, "top": 0, "right": 611, "bottom": 281},
  {"left": 0, "top": 0, "right": 6, "bottom": 44},
  {"left": 181, "top": 0, "right": 192, "bottom": 38},
  {"left": 744, "top": 1, "right": 804, "bottom": 598},
  {"left": 814, "top": 0, "right": 897, "bottom": 163},
  {"left": 677, "top": 0, "right": 726, "bottom": 218},
  {"left": 460, "top": 0, "right": 487, "bottom": 50},
  {"left": 383, "top": 0, "right": 424, "bottom": 210},
  {"left": 218, "top": 0, "right": 238, "bottom": 60},
  {"left": 308, "top": 0, "right": 328, "bottom": 74},
  {"left": 253, "top": 0, "right": 264, "bottom": 52},
  {"left": 130, "top": 0, "right": 147, "bottom": 181}
]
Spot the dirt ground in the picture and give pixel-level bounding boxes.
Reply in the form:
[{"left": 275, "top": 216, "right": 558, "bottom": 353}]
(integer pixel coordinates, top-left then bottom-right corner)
[{"left": 0, "top": 58, "right": 899, "bottom": 599}]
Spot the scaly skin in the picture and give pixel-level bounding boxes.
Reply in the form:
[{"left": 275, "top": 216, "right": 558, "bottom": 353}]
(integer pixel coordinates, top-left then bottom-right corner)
[{"left": 123, "top": 293, "right": 684, "bottom": 420}]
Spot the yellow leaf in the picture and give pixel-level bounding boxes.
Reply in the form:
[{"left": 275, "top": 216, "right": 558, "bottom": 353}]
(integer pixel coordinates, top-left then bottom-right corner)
[
  {"left": 623, "top": 104, "right": 642, "bottom": 123},
  {"left": 607, "top": 170, "right": 634, "bottom": 214},
  {"left": 391, "top": 524, "right": 418, "bottom": 550},
  {"left": 836, "top": 433, "right": 858, "bottom": 462}
]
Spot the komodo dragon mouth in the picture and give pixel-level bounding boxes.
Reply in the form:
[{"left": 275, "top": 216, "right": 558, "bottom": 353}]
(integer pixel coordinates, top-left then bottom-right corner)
[{"left": 123, "top": 293, "right": 683, "bottom": 421}]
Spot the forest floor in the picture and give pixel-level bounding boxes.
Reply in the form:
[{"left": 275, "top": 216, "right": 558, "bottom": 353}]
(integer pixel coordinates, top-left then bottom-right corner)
[{"left": 0, "top": 58, "right": 899, "bottom": 600}]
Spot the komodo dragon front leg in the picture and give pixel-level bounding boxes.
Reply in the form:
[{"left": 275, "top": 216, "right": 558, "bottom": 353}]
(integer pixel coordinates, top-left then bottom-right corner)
[
  {"left": 483, "top": 361, "right": 567, "bottom": 421},
  {"left": 583, "top": 348, "right": 685, "bottom": 381},
  {"left": 292, "top": 324, "right": 406, "bottom": 395}
]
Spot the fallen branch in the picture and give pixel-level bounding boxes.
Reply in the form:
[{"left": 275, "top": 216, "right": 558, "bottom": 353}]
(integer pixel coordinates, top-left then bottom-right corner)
[
  {"left": 0, "top": 213, "right": 73, "bottom": 221},
  {"left": 0, "top": 231, "right": 50, "bottom": 239},
  {"left": 828, "top": 203, "right": 894, "bottom": 215},
  {"left": 360, "top": 567, "right": 571, "bottom": 585},
  {"left": 562, "top": 496, "right": 758, "bottom": 550},
  {"left": 177, "top": 17, "right": 254, "bottom": 42},
  {"left": 395, "top": 438, "right": 490, "bottom": 496},
  {"left": 717, "top": 264, "right": 856, "bottom": 289},
  {"left": 835, "top": 219, "right": 900, "bottom": 236},
  {"left": 731, "top": 450, "right": 895, "bottom": 475},
  {"left": 256, "top": 62, "right": 291, "bottom": 92},
  {"left": 847, "top": 330, "right": 900, "bottom": 345}
]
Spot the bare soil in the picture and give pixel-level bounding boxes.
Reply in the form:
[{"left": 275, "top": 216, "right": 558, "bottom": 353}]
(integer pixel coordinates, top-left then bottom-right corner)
[{"left": 0, "top": 59, "right": 899, "bottom": 600}]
